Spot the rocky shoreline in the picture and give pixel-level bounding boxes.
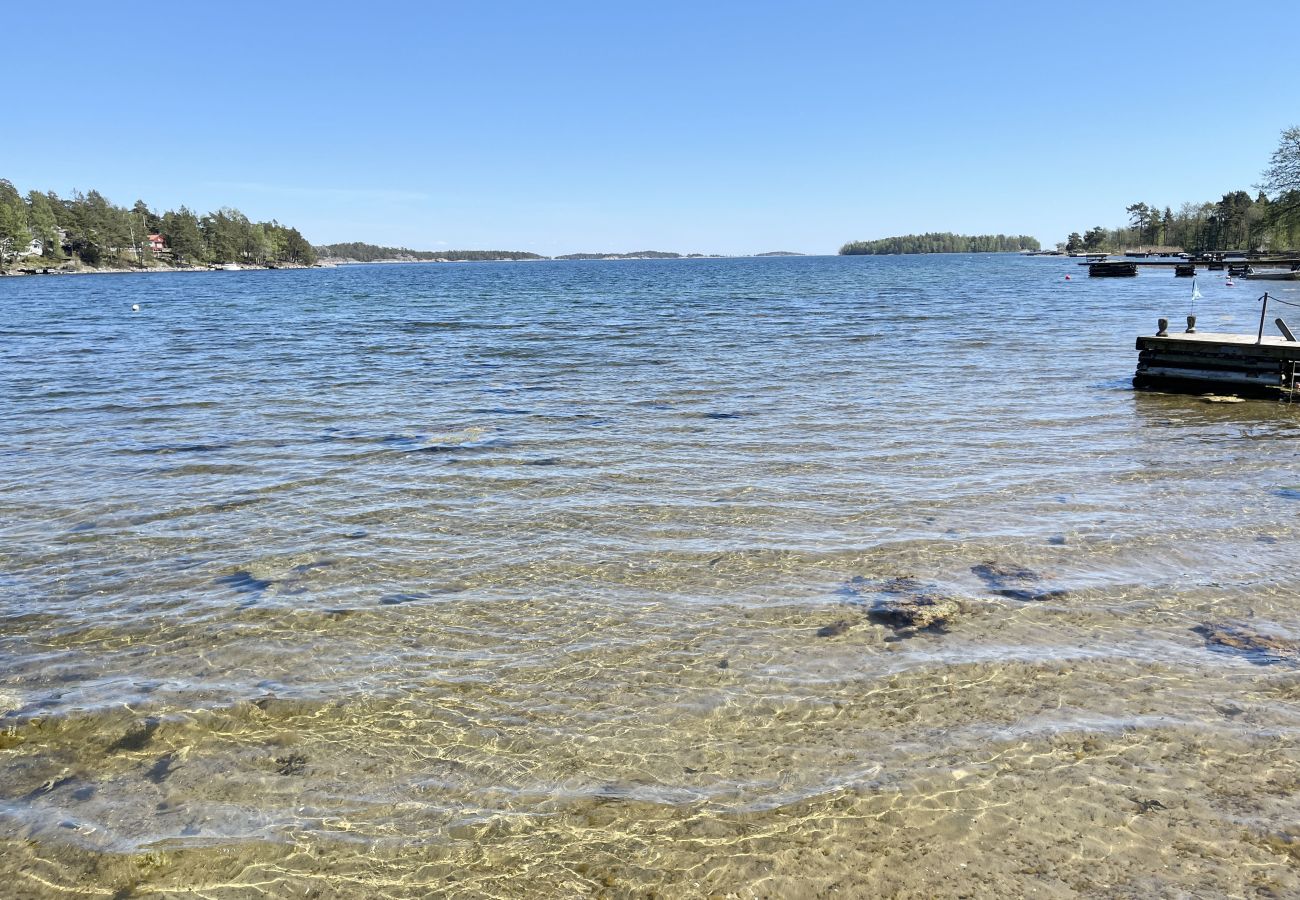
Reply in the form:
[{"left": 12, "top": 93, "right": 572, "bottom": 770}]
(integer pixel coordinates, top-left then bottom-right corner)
[{"left": 0, "top": 262, "right": 320, "bottom": 278}]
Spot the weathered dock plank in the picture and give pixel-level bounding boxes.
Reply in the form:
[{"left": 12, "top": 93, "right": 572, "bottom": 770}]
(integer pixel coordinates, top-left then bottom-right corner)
[
  {"left": 1089, "top": 261, "right": 1137, "bottom": 277},
  {"left": 1134, "top": 328, "right": 1300, "bottom": 397}
]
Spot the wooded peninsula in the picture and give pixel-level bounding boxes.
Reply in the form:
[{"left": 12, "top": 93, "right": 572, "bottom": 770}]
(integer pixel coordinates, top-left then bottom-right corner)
[
  {"left": 0, "top": 179, "right": 315, "bottom": 272},
  {"left": 839, "top": 233, "right": 1041, "bottom": 255}
]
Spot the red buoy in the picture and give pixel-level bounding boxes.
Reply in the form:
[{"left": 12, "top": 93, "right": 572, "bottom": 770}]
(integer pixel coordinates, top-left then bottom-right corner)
[{"left": 1065, "top": 274, "right": 1071, "bottom": 280}]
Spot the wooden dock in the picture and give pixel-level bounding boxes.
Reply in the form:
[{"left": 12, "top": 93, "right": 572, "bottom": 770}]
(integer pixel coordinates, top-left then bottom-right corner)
[
  {"left": 1089, "top": 261, "right": 1137, "bottom": 277},
  {"left": 1134, "top": 326, "right": 1300, "bottom": 398},
  {"left": 1082, "top": 257, "right": 1300, "bottom": 269}
]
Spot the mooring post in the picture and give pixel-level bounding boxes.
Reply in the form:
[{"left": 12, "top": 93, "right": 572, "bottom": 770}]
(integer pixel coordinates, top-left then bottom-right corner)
[
  {"left": 1258, "top": 293, "right": 1270, "bottom": 344},
  {"left": 1157, "top": 317, "right": 1168, "bottom": 337},
  {"left": 1185, "top": 315, "right": 1197, "bottom": 334}
]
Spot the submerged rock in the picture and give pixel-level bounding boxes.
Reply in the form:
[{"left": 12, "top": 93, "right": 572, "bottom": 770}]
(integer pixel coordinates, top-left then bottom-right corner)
[
  {"left": 108, "top": 718, "right": 160, "bottom": 753},
  {"left": 275, "top": 754, "right": 308, "bottom": 776},
  {"left": 1193, "top": 623, "right": 1300, "bottom": 664},
  {"left": 146, "top": 752, "right": 179, "bottom": 784},
  {"left": 994, "top": 588, "right": 1070, "bottom": 603},
  {"left": 213, "top": 570, "right": 272, "bottom": 594},
  {"left": 816, "top": 620, "right": 853, "bottom": 638},
  {"left": 971, "top": 562, "right": 1041, "bottom": 587},
  {"left": 971, "top": 561, "right": 1067, "bottom": 602},
  {"left": 842, "top": 575, "right": 964, "bottom": 637},
  {"left": 868, "top": 595, "right": 960, "bottom": 630}
]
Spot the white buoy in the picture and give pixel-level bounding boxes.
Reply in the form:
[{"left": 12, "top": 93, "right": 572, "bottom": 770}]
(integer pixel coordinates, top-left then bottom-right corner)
[{"left": 132, "top": 304, "right": 140, "bottom": 312}]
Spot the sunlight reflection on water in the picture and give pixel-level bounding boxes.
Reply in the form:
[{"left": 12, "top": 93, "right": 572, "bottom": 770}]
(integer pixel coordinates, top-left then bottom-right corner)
[{"left": 2, "top": 256, "right": 1300, "bottom": 897}]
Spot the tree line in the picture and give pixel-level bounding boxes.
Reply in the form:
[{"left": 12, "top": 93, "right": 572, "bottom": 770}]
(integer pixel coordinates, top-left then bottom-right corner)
[
  {"left": 316, "top": 242, "right": 543, "bottom": 262},
  {"left": 839, "top": 233, "right": 1041, "bottom": 255},
  {"left": 0, "top": 179, "right": 315, "bottom": 271},
  {"left": 1062, "top": 126, "right": 1300, "bottom": 254},
  {"left": 1062, "top": 191, "right": 1300, "bottom": 254}
]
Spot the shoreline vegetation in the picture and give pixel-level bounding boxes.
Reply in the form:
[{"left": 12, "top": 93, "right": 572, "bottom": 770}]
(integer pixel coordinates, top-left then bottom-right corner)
[
  {"left": 1060, "top": 127, "right": 1300, "bottom": 254},
  {"left": 0, "top": 179, "right": 315, "bottom": 275},
  {"left": 1060, "top": 190, "right": 1300, "bottom": 255},
  {"left": 839, "top": 233, "right": 1041, "bottom": 255}
]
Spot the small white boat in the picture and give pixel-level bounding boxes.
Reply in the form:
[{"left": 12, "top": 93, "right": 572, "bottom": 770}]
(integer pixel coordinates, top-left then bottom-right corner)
[{"left": 1244, "top": 269, "right": 1300, "bottom": 281}]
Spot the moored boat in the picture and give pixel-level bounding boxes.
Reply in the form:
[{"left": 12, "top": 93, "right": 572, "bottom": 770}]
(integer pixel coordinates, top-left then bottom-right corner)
[{"left": 1244, "top": 269, "right": 1300, "bottom": 281}]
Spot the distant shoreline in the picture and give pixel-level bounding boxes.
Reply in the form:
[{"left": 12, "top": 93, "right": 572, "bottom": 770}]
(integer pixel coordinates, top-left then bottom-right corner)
[
  {"left": 321, "top": 253, "right": 808, "bottom": 265},
  {"left": 1, "top": 254, "right": 825, "bottom": 278},
  {"left": 0, "top": 262, "right": 317, "bottom": 278},
  {"left": 315, "top": 240, "right": 808, "bottom": 264}
]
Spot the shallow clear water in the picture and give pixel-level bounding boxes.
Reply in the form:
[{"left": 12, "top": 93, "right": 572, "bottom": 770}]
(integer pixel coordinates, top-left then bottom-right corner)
[{"left": 2, "top": 255, "right": 1300, "bottom": 898}]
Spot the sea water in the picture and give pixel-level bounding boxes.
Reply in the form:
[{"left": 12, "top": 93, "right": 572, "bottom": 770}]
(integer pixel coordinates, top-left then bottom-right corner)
[{"left": 1, "top": 255, "right": 1299, "bottom": 897}]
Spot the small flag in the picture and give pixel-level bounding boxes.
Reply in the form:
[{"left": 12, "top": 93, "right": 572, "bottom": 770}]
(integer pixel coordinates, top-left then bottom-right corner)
[{"left": 1191, "top": 279, "right": 1203, "bottom": 303}]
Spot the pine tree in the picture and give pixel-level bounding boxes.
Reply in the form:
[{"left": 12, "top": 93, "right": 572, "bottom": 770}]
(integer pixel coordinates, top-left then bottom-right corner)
[{"left": 0, "top": 180, "right": 32, "bottom": 271}]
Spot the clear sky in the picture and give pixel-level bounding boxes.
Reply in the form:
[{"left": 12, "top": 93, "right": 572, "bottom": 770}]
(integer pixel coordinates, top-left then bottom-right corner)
[{"left": 4, "top": 0, "right": 1297, "bottom": 255}]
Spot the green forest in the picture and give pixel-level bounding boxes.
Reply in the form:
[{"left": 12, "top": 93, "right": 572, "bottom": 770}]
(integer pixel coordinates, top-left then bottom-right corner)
[
  {"left": 1062, "top": 126, "right": 1300, "bottom": 253},
  {"left": 316, "top": 242, "right": 543, "bottom": 262},
  {"left": 0, "top": 179, "right": 315, "bottom": 272},
  {"left": 1062, "top": 190, "right": 1300, "bottom": 253},
  {"left": 839, "top": 233, "right": 1041, "bottom": 255}
]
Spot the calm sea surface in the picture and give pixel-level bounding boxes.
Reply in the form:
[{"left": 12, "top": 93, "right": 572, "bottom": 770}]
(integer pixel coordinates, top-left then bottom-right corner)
[{"left": 2, "top": 255, "right": 1300, "bottom": 898}]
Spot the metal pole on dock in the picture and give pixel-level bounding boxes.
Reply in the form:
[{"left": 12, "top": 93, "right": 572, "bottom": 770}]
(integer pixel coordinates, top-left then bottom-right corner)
[{"left": 1258, "top": 293, "right": 1271, "bottom": 344}]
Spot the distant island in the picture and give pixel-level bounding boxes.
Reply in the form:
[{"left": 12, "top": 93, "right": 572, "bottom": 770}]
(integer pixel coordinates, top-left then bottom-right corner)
[
  {"left": 755, "top": 251, "right": 804, "bottom": 257},
  {"left": 839, "top": 233, "right": 1040, "bottom": 255},
  {"left": 314, "top": 244, "right": 736, "bottom": 263},
  {"left": 554, "top": 250, "right": 723, "bottom": 260},
  {"left": 316, "top": 242, "right": 543, "bottom": 263}
]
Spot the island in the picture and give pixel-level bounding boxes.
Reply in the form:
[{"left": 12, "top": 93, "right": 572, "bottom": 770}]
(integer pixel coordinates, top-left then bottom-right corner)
[
  {"left": 839, "top": 233, "right": 1041, "bottom": 255},
  {"left": 315, "top": 242, "right": 544, "bottom": 263},
  {"left": 556, "top": 250, "right": 683, "bottom": 260}
]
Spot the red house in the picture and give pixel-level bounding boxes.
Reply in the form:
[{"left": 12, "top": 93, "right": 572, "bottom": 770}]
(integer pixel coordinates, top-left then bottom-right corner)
[{"left": 147, "top": 233, "right": 166, "bottom": 254}]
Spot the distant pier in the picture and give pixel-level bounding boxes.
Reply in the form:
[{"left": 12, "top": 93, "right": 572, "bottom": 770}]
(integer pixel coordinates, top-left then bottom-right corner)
[{"left": 1081, "top": 254, "right": 1300, "bottom": 270}]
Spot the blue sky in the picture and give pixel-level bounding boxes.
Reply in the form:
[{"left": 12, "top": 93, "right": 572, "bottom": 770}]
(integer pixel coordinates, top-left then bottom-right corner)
[{"left": 4, "top": 0, "right": 1297, "bottom": 255}]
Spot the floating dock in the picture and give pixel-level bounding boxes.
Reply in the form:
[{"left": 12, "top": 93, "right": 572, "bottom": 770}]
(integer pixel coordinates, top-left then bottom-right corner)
[
  {"left": 1134, "top": 321, "right": 1300, "bottom": 398},
  {"left": 1089, "top": 261, "right": 1137, "bottom": 277}
]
